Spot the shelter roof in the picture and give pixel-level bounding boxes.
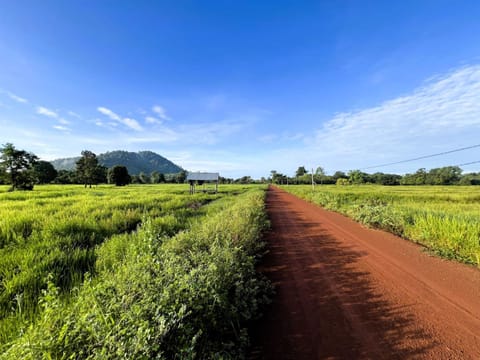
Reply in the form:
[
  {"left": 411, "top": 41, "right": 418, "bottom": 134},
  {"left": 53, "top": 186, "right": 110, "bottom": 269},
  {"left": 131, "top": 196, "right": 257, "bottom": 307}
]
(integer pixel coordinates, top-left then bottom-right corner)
[{"left": 186, "top": 172, "right": 219, "bottom": 181}]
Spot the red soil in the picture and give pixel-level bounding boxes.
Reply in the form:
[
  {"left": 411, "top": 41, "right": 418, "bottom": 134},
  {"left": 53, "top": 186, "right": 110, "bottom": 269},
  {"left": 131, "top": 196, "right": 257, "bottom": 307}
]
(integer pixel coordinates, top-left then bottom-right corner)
[{"left": 250, "top": 186, "right": 480, "bottom": 359}]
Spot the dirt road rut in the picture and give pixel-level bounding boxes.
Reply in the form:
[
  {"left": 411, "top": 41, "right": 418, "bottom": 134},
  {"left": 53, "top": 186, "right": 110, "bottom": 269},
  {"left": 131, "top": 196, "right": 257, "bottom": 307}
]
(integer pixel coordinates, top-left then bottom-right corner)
[{"left": 250, "top": 186, "right": 480, "bottom": 359}]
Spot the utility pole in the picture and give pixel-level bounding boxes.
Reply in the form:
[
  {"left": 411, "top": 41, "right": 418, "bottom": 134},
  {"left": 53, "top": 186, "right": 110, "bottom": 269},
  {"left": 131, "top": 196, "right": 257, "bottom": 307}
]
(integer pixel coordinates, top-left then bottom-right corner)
[{"left": 312, "top": 167, "right": 315, "bottom": 190}]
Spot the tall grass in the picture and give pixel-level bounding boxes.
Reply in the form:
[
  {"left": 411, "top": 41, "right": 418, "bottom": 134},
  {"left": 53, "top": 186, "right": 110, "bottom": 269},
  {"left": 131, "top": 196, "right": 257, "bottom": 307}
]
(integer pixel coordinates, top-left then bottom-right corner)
[
  {"left": 281, "top": 185, "right": 480, "bottom": 266},
  {"left": 0, "top": 184, "right": 259, "bottom": 348},
  {"left": 1, "top": 187, "right": 270, "bottom": 359}
]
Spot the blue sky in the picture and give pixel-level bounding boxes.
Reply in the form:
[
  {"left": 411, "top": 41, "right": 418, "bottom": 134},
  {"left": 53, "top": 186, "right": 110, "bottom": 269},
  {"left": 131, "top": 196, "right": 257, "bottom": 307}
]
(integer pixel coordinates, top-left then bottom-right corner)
[{"left": 1, "top": 1, "right": 480, "bottom": 178}]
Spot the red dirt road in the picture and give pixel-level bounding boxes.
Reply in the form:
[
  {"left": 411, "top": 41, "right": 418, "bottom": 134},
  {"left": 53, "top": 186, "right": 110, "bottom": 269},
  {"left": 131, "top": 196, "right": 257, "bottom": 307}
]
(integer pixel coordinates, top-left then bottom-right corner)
[{"left": 250, "top": 186, "right": 480, "bottom": 359}]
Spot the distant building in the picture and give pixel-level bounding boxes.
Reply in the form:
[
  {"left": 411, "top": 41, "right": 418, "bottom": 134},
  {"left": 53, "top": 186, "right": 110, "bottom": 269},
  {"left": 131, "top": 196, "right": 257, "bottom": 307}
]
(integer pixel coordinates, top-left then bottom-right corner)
[{"left": 186, "top": 172, "right": 219, "bottom": 194}]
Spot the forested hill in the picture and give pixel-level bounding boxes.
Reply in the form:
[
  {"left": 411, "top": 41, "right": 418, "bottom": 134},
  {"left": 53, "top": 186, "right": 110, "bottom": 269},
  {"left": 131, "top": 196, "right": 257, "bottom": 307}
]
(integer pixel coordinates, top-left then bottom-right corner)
[{"left": 50, "top": 150, "right": 184, "bottom": 175}]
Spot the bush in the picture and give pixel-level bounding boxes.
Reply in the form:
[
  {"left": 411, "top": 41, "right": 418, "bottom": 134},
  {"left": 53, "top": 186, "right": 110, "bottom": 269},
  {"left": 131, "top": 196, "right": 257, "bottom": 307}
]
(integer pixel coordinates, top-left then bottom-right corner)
[{"left": 350, "top": 199, "right": 405, "bottom": 236}]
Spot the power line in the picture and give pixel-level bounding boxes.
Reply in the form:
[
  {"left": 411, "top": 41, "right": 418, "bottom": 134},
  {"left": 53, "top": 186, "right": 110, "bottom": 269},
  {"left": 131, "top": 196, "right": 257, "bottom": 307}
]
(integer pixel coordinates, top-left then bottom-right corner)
[
  {"left": 360, "top": 144, "right": 480, "bottom": 170},
  {"left": 454, "top": 160, "right": 480, "bottom": 167}
]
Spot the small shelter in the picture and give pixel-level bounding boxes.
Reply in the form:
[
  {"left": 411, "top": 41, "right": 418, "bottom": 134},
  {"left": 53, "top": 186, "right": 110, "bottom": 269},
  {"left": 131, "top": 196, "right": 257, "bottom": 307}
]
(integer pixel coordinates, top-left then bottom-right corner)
[{"left": 186, "top": 172, "right": 219, "bottom": 194}]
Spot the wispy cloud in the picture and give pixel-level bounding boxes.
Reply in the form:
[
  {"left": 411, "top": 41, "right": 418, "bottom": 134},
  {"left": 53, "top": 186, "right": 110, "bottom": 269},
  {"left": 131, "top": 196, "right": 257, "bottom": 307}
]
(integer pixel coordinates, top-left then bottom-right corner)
[
  {"left": 97, "top": 106, "right": 143, "bottom": 131},
  {"left": 52, "top": 125, "right": 69, "bottom": 132},
  {"left": 309, "top": 64, "right": 480, "bottom": 172},
  {"left": 58, "top": 118, "right": 70, "bottom": 125},
  {"left": 5, "top": 91, "right": 28, "bottom": 103},
  {"left": 152, "top": 105, "right": 171, "bottom": 121},
  {"left": 258, "top": 132, "right": 304, "bottom": 144},
  {"left": 68, "top": 111, "right": 81, "bottom": 118},
  {"left": 178, "top": 119, "right": 249, "bottom": 145},
  {"left": 126, "top": 126, "right": 179, "bottom": 143},
  {"left": 97, "top": 106, "right": 121, "bottom": 121},
  {"left": 125, "top": 118, "right": 249, "bottom": 146},
  {"left": 145, "top": 116, "right": 161, "bottom": 124},
  {"left": 37, "top": 106, "right": 58, "bottom": 118},
  {"left": 164, "top": 150, "right": 249, "bottom": 174},
  {"left": 258, "top": 134, "right": 278, "bottom": 143},
  {"left": 123, "top": 118, "right": 143, "bottom": 131}
]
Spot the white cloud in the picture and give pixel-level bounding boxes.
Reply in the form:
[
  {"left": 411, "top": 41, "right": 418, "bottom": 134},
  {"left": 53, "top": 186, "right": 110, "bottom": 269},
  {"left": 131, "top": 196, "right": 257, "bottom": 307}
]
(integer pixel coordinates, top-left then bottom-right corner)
[
  {"left": 123, "top": 117, "right": 143, "bottom": 131},
  {"left": 97, "top": 106, "right": 121, "bottom": 121},
  {"left": 127, "top": 116, "right": 251, "bottom": 147},
  {"left": 145, "top": 116, "right": 161, "bottom": 124},
  {"left": 68, "top": 111, "right": 81, "bottom": 118},
  {"left": 53, "top": 125, "right": 69, "bottom": 131},
  {"left": 152, "top": 105, "right": 171, "bottom": 120},
  {"left": 258, "top": 134, "right": 278, "bottom": 143},
  {"left": 58, "top": 118, "right": 70, "bottom": 125},
  {"left": 309, "top": 64, "right": 480, "bottom": 173},
  {"left": 126, "top": 126, "right": 179, "bottom": 143},
  {"left": 178, "top": 120, "right": 247, "bottom": 145},
  {"left": 5, "top": 91, "right": 28, "bottom": 103},
  {"left": 97, "top": 106, "right": 143, "bottom": 131},
  {"left": 37, "top": 106, "right": 58, "bottom": 118}
]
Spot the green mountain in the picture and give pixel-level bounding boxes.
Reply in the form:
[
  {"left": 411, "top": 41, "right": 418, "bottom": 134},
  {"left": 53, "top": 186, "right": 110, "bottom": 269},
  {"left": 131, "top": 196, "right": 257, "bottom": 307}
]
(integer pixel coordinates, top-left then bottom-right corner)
[{"left": 50, "top": 150, "right": 184, "bottom": 175}]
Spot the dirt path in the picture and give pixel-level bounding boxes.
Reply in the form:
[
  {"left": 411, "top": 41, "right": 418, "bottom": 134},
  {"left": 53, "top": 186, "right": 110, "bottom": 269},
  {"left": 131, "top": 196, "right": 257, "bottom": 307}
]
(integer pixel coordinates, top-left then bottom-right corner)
[{"left": 250, "top": 186, "right": 480, "bottom": 359}]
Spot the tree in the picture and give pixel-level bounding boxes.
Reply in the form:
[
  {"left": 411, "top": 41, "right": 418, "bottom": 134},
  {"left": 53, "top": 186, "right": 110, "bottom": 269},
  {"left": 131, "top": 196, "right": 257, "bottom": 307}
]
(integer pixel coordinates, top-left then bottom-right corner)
[
  {"left": 401, "top": 168, "right": 427, "bottom": 185},
  {"left": 150, "top": 171, "right": 160, "bottom": 184},
  {"left": 158, "top": 173, "right": 166, "bottom": 183},
  {"left": 76, "top": 150, "right": 102, "bottom": 188},
  {"left": 175, "top": 170, "right": 187, "bottom": 184},
  {"left": 426, "top": 166, "right": 462, "bottom": 185},
  {"left": 270, "top": 170, "right": 277, "bottom": 184},
  {"left": 139, "top": 172, "right": 150, "bottom": 184},
  {"left": 219, "top": 176, "right": 232, "bottom": 184},
  {"left": 313, "top": 166, "right": 327, "bottom": 184},
  {"left": 149, "top": 171, "right": 166, "bottom": 184},
  {"left": 348, "top": 170, "right": 369, "bottom": 184},
  {"left": 93, "top": 165, "right": 107, "bottom": 185},
  {"left": 315, "top": 167, "right": 325, "bottom": 176},
  {"left": 371, "top": 172, "right": 401, "bottom": 185},
  {"left": 0, "top": 143, "right": 38, "bottom": 190},
  {"left": 130, "top": 175, "right": 141, "bottom": 184},
  {"left": 236, "top": 175, "right": 253, "bottom": 184},
  {"left": 33, "top": 161, "right": 57, "bottom": 184},
  {"left": 54, "top": 170, "right": 78, "bottom": 184},
  {"left": 332, "top": 171, "right": 347, "bottom": 181},
  {"left": 459, "top": 172, "right": 480, "bottom": 185},
  {"left": 270, "top": 170, "right": 288, "bottom": 184},
  {"left": 296, "top": 166, "right": 308, "bottom": 177},
  {"left": 108, "top": 165, "right": 131, "bottom": 186}
]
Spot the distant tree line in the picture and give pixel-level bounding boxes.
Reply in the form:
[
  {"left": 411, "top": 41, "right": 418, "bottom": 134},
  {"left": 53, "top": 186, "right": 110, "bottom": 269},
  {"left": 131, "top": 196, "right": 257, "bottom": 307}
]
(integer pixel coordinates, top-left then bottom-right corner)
[
  {"left": 269, "top": 166, "right": 480, "bottom": 186},
  {"left": 3, "top": 143, "right": 479, "bottom": 190},
  {"left": 0, "top": 144, "right": 189, "bottom": 190}
]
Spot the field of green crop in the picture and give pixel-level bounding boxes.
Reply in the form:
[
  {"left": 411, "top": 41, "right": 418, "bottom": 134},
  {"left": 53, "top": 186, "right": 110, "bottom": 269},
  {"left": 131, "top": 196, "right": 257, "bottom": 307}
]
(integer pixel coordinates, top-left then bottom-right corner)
[
  {"left": 0, "top": 184, "right": 270, "bottom": 358},
  {"left": 282, "top": 185, "right": 480, "bottom": 266}
]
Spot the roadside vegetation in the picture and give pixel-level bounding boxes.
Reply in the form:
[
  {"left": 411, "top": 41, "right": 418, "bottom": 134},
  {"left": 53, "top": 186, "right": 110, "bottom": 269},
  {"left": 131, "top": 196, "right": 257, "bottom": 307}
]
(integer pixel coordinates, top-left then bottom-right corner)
[
  {"left": 0, "top": 184, "right": 270, "bottom": 358},
  {"left": 281, "top": 185, "right": 480, "bottom": 266},
  {"left": 271, "top": 165, "right": 480, "bottom": 186}
]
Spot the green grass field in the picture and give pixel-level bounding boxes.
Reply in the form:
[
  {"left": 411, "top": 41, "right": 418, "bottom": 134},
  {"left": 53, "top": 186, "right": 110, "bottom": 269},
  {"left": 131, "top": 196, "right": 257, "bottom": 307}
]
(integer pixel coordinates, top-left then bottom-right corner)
[
  {"left": 0, "top": 184, "right": 270, "bottom": 358},
  {"left": 282, "top": 185, "right": 480, "bottom": 266},
  {"left": 4, "top": 182, "right": 478, "bottom": 357}
]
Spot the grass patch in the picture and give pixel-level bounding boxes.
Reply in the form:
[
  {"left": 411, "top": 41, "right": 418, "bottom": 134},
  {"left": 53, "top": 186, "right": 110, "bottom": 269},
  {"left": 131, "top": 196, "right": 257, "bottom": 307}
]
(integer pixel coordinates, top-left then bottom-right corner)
[{"left": 282, "top": 185, "right": 480, "bottom": 266}]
